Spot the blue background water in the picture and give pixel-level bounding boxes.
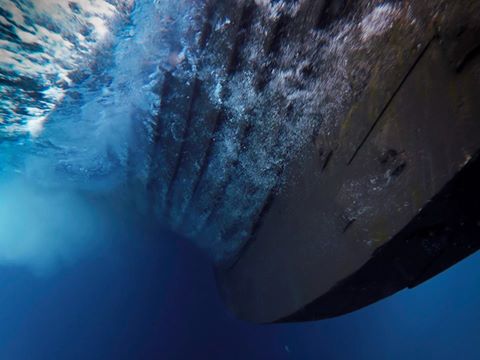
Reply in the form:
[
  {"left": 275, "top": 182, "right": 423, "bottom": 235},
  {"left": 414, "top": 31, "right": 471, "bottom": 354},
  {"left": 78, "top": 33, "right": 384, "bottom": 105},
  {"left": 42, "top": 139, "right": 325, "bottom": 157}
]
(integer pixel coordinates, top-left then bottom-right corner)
[{"left": 0, "top": 221, "right": 478, "bottom": 360}]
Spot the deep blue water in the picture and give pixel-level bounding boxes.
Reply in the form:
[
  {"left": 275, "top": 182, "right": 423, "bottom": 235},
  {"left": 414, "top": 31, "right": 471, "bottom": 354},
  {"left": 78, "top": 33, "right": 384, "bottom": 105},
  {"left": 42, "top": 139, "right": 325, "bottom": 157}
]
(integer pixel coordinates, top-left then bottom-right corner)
[{"left": 0, "top": 223, "right": 478, "bottom": 360}]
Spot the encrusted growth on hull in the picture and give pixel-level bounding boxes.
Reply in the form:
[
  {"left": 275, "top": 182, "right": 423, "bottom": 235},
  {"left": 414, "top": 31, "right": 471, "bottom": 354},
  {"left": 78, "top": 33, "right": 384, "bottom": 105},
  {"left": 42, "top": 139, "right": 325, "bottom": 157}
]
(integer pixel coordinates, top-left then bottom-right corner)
[{"left": 144, "top": 0, "right": 421, "bottom": 262}]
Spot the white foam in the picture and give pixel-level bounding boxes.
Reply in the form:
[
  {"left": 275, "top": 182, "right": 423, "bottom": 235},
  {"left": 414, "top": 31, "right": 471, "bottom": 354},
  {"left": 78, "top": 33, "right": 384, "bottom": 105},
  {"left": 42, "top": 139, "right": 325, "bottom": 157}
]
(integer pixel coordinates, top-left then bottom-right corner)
[
  {"left": 0, "top": 0, "right": 132, "bottom": 135},
  {"left": 360, "top": 3, "right": 401, "bottom": 42}
]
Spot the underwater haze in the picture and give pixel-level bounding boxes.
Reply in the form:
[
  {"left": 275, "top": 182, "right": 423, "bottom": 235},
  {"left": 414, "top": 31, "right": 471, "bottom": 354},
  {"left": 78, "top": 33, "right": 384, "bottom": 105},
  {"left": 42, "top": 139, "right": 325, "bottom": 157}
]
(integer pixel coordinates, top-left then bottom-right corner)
[
  {"left": 0, "top": 0, "right": 479, "bottom": 359},
  {"left": 0, "top": 212, "right": 479, "bottom": 359}
]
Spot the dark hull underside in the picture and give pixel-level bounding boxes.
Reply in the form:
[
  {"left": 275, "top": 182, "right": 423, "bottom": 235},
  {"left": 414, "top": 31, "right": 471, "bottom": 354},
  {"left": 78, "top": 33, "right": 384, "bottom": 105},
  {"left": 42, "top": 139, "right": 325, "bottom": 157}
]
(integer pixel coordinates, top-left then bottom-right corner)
[
  {"left": 213, "top": 0, "right": 480, "bottom": 323},
  {"left": 139, "top": 0, "right": 480, "bottom": 323}
]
